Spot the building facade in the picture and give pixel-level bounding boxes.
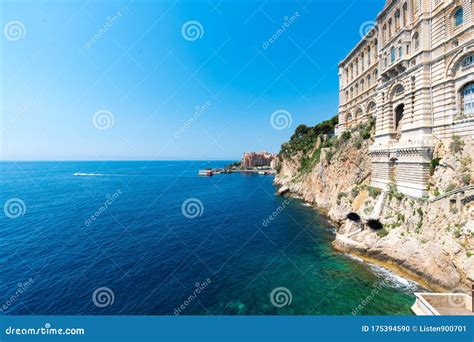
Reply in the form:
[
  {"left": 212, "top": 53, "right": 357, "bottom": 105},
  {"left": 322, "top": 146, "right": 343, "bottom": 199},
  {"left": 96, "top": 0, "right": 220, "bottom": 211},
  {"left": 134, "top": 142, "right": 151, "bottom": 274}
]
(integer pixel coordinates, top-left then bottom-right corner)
[
  {"left": 241, "top": 152, "right": 276, "bottom": 168},
  {"left": 337, "top": 0, "right": 474, "bottom": 197}
]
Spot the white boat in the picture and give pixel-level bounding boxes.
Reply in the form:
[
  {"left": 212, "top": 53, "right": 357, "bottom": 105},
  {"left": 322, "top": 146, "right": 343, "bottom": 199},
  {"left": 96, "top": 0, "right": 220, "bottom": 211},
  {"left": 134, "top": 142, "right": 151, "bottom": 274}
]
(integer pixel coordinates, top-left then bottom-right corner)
[{"left": 198, "top": 170, "right": 213, "bottom": 177}]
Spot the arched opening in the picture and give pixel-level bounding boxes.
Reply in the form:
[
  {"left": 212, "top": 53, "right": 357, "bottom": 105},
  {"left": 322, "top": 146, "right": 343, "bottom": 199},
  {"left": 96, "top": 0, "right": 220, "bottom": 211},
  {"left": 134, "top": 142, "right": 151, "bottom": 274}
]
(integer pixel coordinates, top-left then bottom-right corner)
[
  {"left": 395, "top": 104, "right": 405, "bottom": 131},
  {"left": 367, "top": 101, "right": 376, "bottom": 116}
]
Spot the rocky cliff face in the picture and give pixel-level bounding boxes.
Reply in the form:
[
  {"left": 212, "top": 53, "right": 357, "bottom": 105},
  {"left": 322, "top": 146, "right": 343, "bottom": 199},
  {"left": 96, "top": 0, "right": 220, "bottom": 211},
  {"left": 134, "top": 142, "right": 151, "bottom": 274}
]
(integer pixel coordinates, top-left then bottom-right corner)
[{"left": 275, "top": 120, "right": 474, "bottom": 292}]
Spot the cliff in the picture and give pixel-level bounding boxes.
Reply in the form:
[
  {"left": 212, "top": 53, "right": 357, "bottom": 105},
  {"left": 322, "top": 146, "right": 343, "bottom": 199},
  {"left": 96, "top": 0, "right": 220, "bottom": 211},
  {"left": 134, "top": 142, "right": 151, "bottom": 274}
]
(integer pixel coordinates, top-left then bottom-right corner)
[{"left": 275, "top": 117, "right": 474, "bottom": 292}]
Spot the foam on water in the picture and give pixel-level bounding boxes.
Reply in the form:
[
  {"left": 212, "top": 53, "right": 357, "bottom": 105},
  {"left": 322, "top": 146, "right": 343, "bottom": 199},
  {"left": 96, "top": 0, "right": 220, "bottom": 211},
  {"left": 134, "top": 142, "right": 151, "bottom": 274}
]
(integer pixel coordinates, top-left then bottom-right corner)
[{"left": 346, "top": 254, "right": 421, "bottom": 291}]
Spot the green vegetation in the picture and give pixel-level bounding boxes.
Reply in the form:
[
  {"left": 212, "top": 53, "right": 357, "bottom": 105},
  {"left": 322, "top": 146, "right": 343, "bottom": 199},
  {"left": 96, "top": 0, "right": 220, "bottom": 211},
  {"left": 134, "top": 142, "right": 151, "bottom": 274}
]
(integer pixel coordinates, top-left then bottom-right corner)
[
  {"left": 364, "top": 185, "right": 381, "bottom": 198},
  {"left": 387, "top": 183, "right": 404, "bottom": 201},
  {"left": 449, "top": 135, "right": 464, "bottom": 153},
  {"left": 377, "top": 229, "right": 389, "bottom": 238},
  {"left": 445, "top": 183, "right": 456, "bottom": 193},
  {"left": 279, "top": 116, "right": 338, "bottom": 174},
  {"left": 429, "top": 157, "right": 441, "bottom": 176}
]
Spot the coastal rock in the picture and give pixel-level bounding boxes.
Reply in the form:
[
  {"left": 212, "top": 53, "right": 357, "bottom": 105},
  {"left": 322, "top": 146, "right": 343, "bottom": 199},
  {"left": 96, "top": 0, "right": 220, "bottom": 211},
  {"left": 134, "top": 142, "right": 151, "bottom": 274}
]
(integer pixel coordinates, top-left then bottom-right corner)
[{"left": 276, "top": 124, "right": 474, "bottom": 292}]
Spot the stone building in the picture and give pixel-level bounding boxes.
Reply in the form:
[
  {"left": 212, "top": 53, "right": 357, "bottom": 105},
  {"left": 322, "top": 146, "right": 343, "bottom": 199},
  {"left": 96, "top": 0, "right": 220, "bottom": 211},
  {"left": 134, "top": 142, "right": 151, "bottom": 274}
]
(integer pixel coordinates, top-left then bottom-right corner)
[
  {"left": 241, "top": 152, "right": 276, "bottom": 168},
  {"left": 337, "top": 0, "right": 474, "bottom": 197}
]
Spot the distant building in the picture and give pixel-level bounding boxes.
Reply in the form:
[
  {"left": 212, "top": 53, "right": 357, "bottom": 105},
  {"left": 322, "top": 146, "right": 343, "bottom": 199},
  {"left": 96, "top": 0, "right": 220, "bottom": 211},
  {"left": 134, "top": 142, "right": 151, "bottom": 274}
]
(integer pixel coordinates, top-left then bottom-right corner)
[
  {"left": 241, "top": 152, "right": 276, "bottom": 168},
  {"left": 337, "top": 0, "right": 474, "bottom": 198}
]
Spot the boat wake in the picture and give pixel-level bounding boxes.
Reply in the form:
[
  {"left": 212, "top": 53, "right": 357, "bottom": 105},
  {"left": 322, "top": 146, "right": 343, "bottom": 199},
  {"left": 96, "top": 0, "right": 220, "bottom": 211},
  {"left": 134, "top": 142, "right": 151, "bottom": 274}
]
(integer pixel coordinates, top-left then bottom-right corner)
[{"left": 73, "top": 173, "right": 107, "bottom": 177}]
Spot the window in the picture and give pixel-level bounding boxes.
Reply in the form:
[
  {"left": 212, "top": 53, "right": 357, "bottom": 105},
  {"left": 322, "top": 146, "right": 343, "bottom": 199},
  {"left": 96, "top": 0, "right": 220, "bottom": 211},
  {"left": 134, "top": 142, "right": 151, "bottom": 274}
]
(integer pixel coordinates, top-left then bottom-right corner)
[
  {"left": 454, "top": 8, "right": 464, "bottom": 27},
  {"left": 384, "top": 57, "right": 388, "bottom": 67},
  {"left": 395, "top": 10, "right": 401, "bottom": 31},
  {"left": 413, "top": 32, "right": 420, "bottom": 50},
  {"left": 462, "top": 83, "right": 474, "bottom": 115},
  {"left": 394, "top": 84, "right": 404, "bottom": 95},
  {"left": 403, "top": 3, "right": 408, "bottom": 26},
  {"left": 461, "top": 55, "right": 473, "bottom": 68},
  {"left": 399, "top": 47, "right": 403, "bottom": 59},
  {"left": 367, "top": 102, "right": 376, "bottom": 112},
  {"left": 395, "top": 104, "right": 404, "bottom": 131},
  {"left": 391, "top": 47, "right": 396, "bottom": 63},
  {"left": 368, "top": 47, "right": 371, "bottom": 65}
]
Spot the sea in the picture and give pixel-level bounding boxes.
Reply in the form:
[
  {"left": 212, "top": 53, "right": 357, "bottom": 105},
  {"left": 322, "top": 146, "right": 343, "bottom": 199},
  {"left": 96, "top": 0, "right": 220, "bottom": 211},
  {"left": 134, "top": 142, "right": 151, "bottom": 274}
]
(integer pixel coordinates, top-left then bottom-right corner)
[{"left": 0, "top": 161, "right": 421, "bottom": 315}]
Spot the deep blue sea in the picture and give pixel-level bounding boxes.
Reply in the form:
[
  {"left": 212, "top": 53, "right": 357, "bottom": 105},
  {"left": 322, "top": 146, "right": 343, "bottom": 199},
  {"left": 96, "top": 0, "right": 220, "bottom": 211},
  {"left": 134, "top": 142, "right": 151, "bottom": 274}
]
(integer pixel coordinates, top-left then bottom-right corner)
[{"left": 0, "top": 161, "right": 420, "bottom": 315}]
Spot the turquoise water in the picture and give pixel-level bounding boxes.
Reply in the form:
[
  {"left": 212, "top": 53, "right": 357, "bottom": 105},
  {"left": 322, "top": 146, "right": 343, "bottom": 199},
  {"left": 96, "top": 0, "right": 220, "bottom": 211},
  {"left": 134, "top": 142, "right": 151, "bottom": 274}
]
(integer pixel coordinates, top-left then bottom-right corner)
[{"left": 0, "top": 161, "right": 419, "bottom": 315}]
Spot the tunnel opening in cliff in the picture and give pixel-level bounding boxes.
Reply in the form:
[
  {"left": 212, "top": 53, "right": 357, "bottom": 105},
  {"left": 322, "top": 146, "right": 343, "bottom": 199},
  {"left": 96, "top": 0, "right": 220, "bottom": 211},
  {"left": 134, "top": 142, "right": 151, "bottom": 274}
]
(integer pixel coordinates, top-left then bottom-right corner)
[
  {"left": 346, "top": 212, "right": 361, "bottom": 222},
  {"left": 367, "top": 219, "right": 383, "bottom": 230}
]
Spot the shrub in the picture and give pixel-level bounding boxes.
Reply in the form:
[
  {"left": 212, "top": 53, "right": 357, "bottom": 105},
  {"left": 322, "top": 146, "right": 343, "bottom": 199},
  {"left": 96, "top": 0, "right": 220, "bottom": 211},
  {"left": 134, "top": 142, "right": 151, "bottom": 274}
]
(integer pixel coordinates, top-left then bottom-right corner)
[
  {"left": 340, "top": 130, "right": 351, "bottom": 142},
  {"left": 354, "top": 138, "right": 363, "bottom": 149},
  {"left": 445, "top": 183, "right": 456, "bottom": 193},
  {"left": 367, "top": 186, "right": 381, "bottom": 198},
  {"left": 429, "top": 157, "right": 441, "bottom": 176},
  {"left": 376, "top": 229, "right": 389, "bottom": 238},
  {"left": 449, "top": 135, "right": 464, "bottom": 153}
]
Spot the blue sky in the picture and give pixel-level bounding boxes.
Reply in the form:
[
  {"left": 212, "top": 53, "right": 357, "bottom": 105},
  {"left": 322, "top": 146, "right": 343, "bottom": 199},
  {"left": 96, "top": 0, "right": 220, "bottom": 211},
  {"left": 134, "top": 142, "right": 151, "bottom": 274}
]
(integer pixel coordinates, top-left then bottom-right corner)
[{"left": 1, "top": 0, "right": 384, "bottom": 160}]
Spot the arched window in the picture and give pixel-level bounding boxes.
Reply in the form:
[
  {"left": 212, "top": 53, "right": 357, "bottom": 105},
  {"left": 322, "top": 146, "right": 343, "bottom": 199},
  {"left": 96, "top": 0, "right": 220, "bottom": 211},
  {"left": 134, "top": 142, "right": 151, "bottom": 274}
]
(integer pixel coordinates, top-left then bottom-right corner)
[
  {"left": 395, "top": 104, "right": 404, "bottom": 131},
  {"left": 462, "top": 82, "right": 474, "bottom": 116},
  {"left": 454, "top": 8, "right": 464, "bottom": 27},
  {"left": 403, "top": 3, "right": 408, "bottom": 26},
  {"left": 367, "top": 75, "right": 371, "bottom": 86},
  {"left": 345, "top": 90, "right": 349, "bottom": 101},
  {"left": 361, "top": 80, "right": 365, "bottom": 91},
  {"left": 355, "top": 83, "right": 359, "bottom": 95},
  {"left": 361, "top": 53, "right": 365, "bottom": 71},
  {"left": 413, "top": 32, "right": 420, "bottom": 50},
  {"left": 395, "top": 10, "right": 401, "bottom": 31},
  {"left": 367, "top": 46, "right": 371, "bottom": 65},
  {"left": 346, "top": 113, "right": 353, "bottom": 122},
  {"left": 461, "top": 54, "right": 473, "bottom": 68},
  {"left": 350, "top": 87, "right": 354, "bottom": 99},
  {"left": 394, "top": 84, "right": 404, "bottom": 96},
  {"left": 367, "top": 102, "right": 376, "bottom": 113},
  {"left": 382, "top": 25, "right": 387, "bottom": 43},
  {"left": 388, "top": 19, "right": 393, "bottom": 36}
]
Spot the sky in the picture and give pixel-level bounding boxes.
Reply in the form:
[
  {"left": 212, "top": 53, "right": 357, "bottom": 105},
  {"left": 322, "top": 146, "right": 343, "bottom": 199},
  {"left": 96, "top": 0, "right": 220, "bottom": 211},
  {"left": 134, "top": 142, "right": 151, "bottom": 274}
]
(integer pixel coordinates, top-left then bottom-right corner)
[{"left": 1, "top": 0, "right": 385, "bottom": 160}]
